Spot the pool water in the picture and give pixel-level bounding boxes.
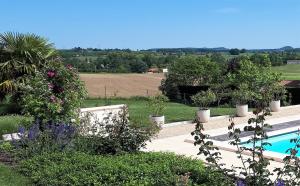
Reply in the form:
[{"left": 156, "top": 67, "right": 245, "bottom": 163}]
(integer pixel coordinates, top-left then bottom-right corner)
[{"left": 241, "top": 131, "right": 300, "bottom": 156}]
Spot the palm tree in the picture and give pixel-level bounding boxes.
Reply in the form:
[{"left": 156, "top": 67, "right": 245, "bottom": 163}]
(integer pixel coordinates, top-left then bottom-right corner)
[{"left": 0, "top": 32, "right": 58, "bottom": 100}]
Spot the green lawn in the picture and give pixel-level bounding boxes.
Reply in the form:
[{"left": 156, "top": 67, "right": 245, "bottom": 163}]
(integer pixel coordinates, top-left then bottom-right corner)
[
  {"left": 82, "top": 98, "right": 235, "bottom": 123},
  {"left": 0, "top": 163, "right": 31, "bottom": 186},
  {"left": 0, "top": 115, "right": 32, "bottom": 137},
  {"left": 272, "top": 64, "right": 300, "bottom": 80},
  {"left": 0, "top": 99, "right": 235, "bottom": 139}
]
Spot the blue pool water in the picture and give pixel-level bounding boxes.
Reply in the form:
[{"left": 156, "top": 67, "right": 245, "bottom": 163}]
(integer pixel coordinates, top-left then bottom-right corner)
[{"left": 241, "top": 131, "right": 300, "bottom": 156}]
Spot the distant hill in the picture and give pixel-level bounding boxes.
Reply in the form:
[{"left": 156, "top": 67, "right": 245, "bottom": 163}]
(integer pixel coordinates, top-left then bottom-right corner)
[{"left": 142, "top": 46, "right": 300, "bottom": 53}]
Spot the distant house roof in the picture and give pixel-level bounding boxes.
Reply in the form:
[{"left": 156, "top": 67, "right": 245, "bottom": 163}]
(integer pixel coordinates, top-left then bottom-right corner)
[
  {"left": 148, "top": 68, "right": 159, "bottom": 73},
  {"left": 281, "top": 80, "right": 300, "bottom": 87}
]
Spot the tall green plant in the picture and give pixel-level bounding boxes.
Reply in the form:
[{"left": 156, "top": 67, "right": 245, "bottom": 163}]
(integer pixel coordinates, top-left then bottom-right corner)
[
  {"left": 148, "top": 95, "right": 168, "bottom": 117},
  {"left": 191, "top": 89, "right": 216, "bottom": 110},
  {"left": 231, "top": 84, "right": 254, "bottom": 105},
  {"left": 0, "top": 32, "right": 58, "bottom": 100}
]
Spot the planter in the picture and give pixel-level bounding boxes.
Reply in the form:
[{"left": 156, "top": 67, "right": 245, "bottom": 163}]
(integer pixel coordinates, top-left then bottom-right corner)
[
  {"left": 196, "top": 109, "right": 210, "bottom": 123},
  {"left": 270, "top": 100, "right": 280, "bottom": 112},
  {"left": 149, "top": 115, "right": 165, "bottom": 125},
  {"left": 236, "top": 104, "right": 248, "bottom": 117}
]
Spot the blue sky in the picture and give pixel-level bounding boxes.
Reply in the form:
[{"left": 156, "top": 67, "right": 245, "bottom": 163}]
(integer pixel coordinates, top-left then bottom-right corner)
[{"left": 1, "top": 0, "right": 300, "bottom": 49}]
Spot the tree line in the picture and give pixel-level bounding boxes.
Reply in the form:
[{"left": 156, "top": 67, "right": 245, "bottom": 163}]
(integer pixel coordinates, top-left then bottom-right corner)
[{"left": 60, "top": 48, "right": 300, "bottom": 73}]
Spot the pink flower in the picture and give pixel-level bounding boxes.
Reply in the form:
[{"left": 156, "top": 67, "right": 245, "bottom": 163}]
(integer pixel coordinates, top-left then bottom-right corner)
[
  {"left": 47, "top": 70, "right": 56, "bottom": 78},
  {"left": 50, "top": 95, "right": 56, "bottom": 102},
  {"left": 66, "top": 64, "right": 72, "bottom": 70},
  {"left": 48, "top": 83, "right": 54, "bottom": 89}
]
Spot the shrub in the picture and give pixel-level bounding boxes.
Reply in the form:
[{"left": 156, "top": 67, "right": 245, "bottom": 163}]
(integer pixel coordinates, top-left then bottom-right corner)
[
  {"left": 13, "top": 120, "right": 76, "bottom": 159},
  {"left": 19, "top": 151, "right": 227, "bottom": 186},
  {"left": 148, "top": 95, "right": 169, "bottom": 117},
  {"left": 191, "top": 89, "right": 216, "bottom": 110},
  {"left": 76, "top": 106, "right": 160, "bottom": 155},
  {"left": 20, "top": 61, "right": 87, "bottom": 126},
  {"left": 231, "top": 83, "right": 254, "bottom": 105}
]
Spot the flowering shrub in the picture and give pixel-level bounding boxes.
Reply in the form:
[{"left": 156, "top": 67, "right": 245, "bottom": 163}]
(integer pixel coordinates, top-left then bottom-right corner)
[
  {"left": 21, "top": 61, "right": 86, "bottom": 125},
  {"left": 14, "top": 119, "right": 76, "bottom": 158}
]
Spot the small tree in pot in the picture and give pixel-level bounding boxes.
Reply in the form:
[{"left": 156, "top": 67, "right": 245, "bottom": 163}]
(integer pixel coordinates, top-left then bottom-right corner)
[
  {"left": 148, "top": 95, "right": 169, "bottom": 125},
  {"left": 231, "top": 84, "right": 254, "bottom": 117},
  {"left": 267, "top": 83, "right": 287, "bottom": 112},
  {"left": 191, "top": 89, "right": 216, "bottom": 123}
]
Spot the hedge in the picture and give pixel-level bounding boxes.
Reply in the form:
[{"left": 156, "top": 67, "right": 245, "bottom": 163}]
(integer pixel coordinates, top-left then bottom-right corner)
[{"left": 19, "top": 152, "right": 229, "bottom": 186}]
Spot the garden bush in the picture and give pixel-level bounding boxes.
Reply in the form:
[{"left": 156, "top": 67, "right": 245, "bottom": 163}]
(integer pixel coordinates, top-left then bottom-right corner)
[
  {"left": 20, "top": 61, "right": 86, "bottom": 125},
  {"left": 75, "top": 107, "right": 160, "bottom": 155},
  {"left": 14, "top": 120, "right": 77, "bottom": 159},
  {"left": 19, "top": 151, "right": 228, "bottom": 186}
]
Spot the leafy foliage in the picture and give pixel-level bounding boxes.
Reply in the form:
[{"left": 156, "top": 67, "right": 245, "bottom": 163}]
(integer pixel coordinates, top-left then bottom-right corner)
[
  {"left": 19, "top": 151, "right": 229, "bottom": 186},
  {"left": 0, "top": 32, "right": 58, "bottom": 100},
  {"left": 13, "top": 120, "right": 77, "bottom": 159},
  {"left": 191, "top": 89, "right": 216, "bottom": 109},
  {"left": 76, "top": 106, "right": 160, "bottom": 154},
  {"left": 231, "top": 84, "right": 254, "bottom": 105},
  {"left": 21, "top": 61, "right": 87, "bottom": 125},
  {"left": 148, "top": 94, "right": 169, "bottom": 116},
  {"left": 229, "top": 57, "right": 285, "bottom": 106}
]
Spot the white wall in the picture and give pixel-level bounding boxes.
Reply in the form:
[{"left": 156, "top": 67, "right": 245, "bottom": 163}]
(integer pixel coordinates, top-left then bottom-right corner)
[{"left": 79, "top": 104, "right": 127, "bottom": 134}]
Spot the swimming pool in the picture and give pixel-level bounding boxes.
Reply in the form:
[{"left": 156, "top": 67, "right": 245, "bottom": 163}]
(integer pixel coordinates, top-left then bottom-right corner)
[{"left": 241, "top": 131, "right": 300, "bottom": 156}]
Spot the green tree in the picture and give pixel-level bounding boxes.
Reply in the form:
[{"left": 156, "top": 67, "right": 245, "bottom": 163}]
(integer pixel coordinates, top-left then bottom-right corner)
[
  {"left": 229, "top": 48, "right": 240, "bottom": 55},
  {"left": 250, "top": 53, "right": 271, "bottom": 67},
  {"left": 0, "top": 32, "right": 58, "bottom": 100},
  {"left": 211, "top": 53, "right": 226, "bottom": 64}
]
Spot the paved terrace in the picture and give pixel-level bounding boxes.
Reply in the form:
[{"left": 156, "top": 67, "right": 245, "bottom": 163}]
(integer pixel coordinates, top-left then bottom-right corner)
[{"left": 145, "top": 105, "right": 300, "bottom": 178}]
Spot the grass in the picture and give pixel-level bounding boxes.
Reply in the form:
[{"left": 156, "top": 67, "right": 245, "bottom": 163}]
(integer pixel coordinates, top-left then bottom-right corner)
[
  {"left": 82, "top": 98, "right": 235, "bottom": 123},
  {"left": 0, "top": 98, "right": 235, "bottom": 138},
  {"left": 0, "top": 163, "right": 31, "bottom": 186},
  {"left": 0, "top": 115, "right": 32, "bottom": 137},
  {"left": 272, "top": 64, "right": 300, "bottom": 80}
]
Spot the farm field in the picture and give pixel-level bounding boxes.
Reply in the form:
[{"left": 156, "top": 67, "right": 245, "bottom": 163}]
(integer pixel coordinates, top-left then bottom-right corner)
[
  {"left": 80, "top": 73, "right": 164, "bottom": 98},
  {"left": 272, "top": 64, "right": 300, "bottom": 80}
]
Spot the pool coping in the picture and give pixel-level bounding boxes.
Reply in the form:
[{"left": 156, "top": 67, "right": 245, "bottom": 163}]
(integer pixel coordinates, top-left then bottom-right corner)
[{"left": 184, "top": 114, "right": 300, "bottom": 162}]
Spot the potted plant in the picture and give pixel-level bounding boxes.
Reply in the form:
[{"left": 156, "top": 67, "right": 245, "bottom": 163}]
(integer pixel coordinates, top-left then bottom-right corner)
[
  {"left": 268, "top": 83, "right": 286, "bottom": 112},
  {"left": 231, "top": 84, "right": 253, "bottom": 117},
  {"left": 148, "top": 95, "right": 169, "bottom": 125},
  {"left": 191, "top": 89, "right": 216, "bottom": 123}
]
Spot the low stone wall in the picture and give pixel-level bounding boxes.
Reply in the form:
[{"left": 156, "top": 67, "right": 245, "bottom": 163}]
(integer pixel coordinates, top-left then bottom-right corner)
[
  {"left": 80, "top": 104, "right": 126, "bottom": 123},
  {"left": 79, "top": 104, "right": 127, "bottom": 134}
]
